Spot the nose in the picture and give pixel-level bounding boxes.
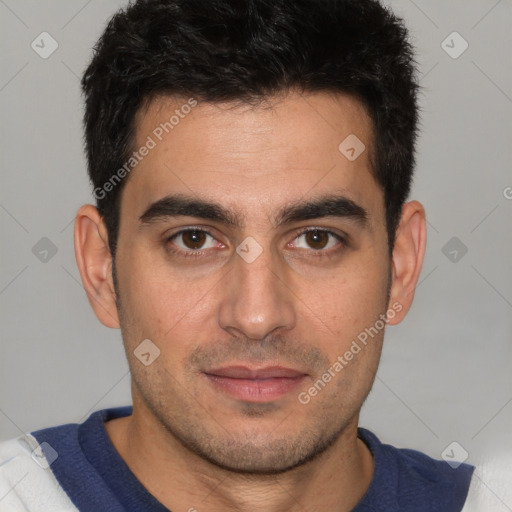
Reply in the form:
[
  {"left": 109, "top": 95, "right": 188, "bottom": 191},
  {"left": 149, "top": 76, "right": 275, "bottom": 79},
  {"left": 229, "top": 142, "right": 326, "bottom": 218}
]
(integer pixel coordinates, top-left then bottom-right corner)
[{"left": 217, "top": 243, "right": 296, "bottom": 340}]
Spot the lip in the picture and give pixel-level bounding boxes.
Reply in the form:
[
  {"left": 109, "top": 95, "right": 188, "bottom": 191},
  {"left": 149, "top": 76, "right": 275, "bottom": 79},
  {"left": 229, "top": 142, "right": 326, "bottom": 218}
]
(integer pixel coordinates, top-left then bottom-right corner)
[{"left": 202, "top": 365, "right": 308, "bottom": 402}]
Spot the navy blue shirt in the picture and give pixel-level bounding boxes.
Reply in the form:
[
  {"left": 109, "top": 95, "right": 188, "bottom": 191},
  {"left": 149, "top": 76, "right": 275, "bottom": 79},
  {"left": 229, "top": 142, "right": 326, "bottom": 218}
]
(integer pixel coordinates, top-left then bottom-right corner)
[{"left": 31, "top": 406, "right": 474, "bottom": 511}]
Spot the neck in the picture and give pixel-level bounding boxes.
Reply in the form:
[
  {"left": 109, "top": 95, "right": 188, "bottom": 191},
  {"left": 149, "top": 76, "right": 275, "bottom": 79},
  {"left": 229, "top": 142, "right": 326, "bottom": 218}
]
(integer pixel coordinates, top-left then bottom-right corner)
[{"left": 105, "top": 400, "right": 374, "bottom": 512}]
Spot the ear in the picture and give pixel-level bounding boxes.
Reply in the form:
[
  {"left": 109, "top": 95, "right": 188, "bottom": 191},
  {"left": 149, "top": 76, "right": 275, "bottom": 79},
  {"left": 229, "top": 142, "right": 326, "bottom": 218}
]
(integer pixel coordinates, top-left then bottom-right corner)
[
  {"left": 386, "top": 200, "right": 427, "bottom": 325},
  {"left": 74, "top": 204, "right": 120, "bottom": 328}
]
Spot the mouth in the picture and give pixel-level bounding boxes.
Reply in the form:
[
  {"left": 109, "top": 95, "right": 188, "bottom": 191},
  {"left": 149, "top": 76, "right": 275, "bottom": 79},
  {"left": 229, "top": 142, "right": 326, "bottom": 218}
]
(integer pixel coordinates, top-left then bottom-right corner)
[{"left": 202, "top": 365, "right": 309, "bottom": 403}]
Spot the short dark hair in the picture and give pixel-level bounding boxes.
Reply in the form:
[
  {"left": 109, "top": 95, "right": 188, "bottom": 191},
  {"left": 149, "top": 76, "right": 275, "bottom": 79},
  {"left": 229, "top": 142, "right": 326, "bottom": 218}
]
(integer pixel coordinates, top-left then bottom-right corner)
[{"left": 81, "top": 0, "right": 419, "bottom": 260}]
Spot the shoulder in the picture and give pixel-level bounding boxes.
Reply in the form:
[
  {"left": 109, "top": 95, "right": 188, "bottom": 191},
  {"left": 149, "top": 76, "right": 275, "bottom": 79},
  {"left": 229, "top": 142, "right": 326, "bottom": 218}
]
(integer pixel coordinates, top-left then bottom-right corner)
[
  {"left": 0, "top": 433, "right": 78, "bottom": 512},
  {"left": 357, "top": 428, "right": 474, "bottom": 511}
]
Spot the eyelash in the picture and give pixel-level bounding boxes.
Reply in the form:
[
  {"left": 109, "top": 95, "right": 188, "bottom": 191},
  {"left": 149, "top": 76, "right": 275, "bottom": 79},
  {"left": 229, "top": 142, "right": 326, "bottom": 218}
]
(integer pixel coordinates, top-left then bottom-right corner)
[{"left": 165, "top": 226, "right": 348, "bottom": 259}]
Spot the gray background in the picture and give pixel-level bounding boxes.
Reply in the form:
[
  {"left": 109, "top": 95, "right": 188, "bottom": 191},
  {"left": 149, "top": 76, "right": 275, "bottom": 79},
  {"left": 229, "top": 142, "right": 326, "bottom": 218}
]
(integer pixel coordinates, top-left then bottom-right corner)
[{"left": 1, "top": 0, "right": 511, "bottom": 501}]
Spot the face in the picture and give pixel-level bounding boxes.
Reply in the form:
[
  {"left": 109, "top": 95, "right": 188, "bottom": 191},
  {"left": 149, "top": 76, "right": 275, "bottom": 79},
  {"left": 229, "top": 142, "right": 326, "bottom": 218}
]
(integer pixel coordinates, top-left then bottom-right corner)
[{"left": 112, "top": 90, "right": 392, "bottom": 473}]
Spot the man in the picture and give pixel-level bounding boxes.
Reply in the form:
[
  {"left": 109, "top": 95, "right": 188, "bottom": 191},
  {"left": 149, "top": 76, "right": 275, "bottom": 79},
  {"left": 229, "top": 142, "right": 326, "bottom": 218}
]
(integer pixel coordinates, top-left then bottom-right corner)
[{"left": 0, "top": 0, "right": 477, "bottom": 510}]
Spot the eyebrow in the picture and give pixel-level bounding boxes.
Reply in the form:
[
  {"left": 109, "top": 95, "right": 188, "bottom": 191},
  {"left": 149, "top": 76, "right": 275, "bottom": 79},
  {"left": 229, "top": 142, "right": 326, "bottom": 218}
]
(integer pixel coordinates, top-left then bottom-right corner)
[{"left": 138, "top": 193, "right": 368, "bottom": 229}]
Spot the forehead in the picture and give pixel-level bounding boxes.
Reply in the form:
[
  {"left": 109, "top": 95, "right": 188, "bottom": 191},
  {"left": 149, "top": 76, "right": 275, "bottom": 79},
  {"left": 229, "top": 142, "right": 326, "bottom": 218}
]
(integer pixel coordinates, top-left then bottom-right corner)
[{"left": 122, "top": 90, "right": 382, "bottom": 225}]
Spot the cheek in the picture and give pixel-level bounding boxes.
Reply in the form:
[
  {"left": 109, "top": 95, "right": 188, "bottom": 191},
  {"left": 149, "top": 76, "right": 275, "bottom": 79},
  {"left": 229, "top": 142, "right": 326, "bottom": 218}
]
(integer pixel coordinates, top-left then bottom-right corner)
[
  {"left": 116, "top": 247, "right": 174, "bottom": 340},
  {"left": 309, "top": 260, "right": 389, "bottom": 341},
  {"left": 118, "top": 251, "right": 216, "bottom": 357}
]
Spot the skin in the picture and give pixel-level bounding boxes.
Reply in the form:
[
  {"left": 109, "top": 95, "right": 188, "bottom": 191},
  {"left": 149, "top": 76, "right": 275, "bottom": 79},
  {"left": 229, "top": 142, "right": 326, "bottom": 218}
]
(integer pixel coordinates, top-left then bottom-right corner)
[{"left": 74, "top": 90, "right": 426, "bottom": 512}]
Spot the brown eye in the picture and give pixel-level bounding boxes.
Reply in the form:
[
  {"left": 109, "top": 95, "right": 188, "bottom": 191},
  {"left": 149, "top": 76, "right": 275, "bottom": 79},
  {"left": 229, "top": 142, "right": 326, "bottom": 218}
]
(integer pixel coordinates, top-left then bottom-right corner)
[
  {"left": 304, "top": 230, "right": 329, "bottom": 250},
  {"left": 168, "top": 229, "right": 219, "bottom": 253},
  {"left": 293, "top": 229, "right": 344, "bottom": 252},
  {"left": 181, "top": 230, "right": 207, "bottom": 249}
]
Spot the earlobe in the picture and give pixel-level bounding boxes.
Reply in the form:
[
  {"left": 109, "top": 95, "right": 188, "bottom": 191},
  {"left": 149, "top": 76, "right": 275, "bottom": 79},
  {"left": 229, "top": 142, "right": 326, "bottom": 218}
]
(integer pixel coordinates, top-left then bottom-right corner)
[
  {"left": 74, "top": 204, "right": 120, "bottom": 329},
  {"left": 386, "top": 200, "right": 427, "bottom": 325}
]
